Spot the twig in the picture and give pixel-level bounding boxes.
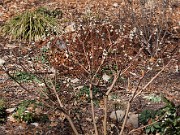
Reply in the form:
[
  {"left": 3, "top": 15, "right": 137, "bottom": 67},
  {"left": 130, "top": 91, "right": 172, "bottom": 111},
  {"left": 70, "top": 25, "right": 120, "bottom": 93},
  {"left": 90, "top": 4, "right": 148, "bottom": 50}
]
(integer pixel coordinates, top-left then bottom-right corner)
[
  {"left": 103, "top": 70, "right": 121, "bottom": 135},
  {"left": 3, "top": 65, "right": 31, "bottom": 94},
  {"left": 89, "top": 26, "right": 115, "bottom": 135},
  {"left": 128, "top": 120, "right": 159, "bottom": 134},
  {"left": 89, "top": 83, "right": 99, "bottom": 135},
  {"left": 103, "top": 47, "right": 143, "bottom": 135},
  {"left": 120, "top": 47, "right": 144, "bottom": 76},
  {"left": 134, "top": 58, "right": 173, "bottom": 99},
  {"left": 119, "top": 77, "right": 143, "bottom": 135},
  {"left": 50, "top": 80, "right": 79, "bottom": 135},
  {"left": 103, "top": 95, "right": 108, "bottom": 135},
  {"left": 119, "top": 58, "right": 173, "bottom": 135}
]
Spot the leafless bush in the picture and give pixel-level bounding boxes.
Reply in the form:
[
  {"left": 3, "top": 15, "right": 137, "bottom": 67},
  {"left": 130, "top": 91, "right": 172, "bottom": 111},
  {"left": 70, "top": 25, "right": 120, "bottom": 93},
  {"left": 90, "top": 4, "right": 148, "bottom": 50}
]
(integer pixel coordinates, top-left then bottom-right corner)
[{"left": 121, "top": 0, "right": 177, "bottom": 57}]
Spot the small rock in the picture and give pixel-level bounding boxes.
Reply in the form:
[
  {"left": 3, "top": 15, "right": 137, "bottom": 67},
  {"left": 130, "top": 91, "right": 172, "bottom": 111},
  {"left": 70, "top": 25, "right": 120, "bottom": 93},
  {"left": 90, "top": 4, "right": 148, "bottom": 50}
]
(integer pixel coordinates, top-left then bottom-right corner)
[
  {"left": 38, "top": 83, "right": 45, "bottom": 87},
  {"left": 7, "top": 115, "right": 16, "bottom": 122},
  {"left": 86, "top": 118, "right": 92, "bottom": 122},
  {"left": 110, "top": 110, "right": 139, "bottom": 128},
  {"left": 56, "top": 40, "right": 67, "bottom": 50},
  {"left": 75, "top": 86, "right": 84, "bottom": 90},
  {"left": 110, "top": 110, "right": 125, "bottom": 121},
  {"left": 127, "top": 112, "right": 139, "bottom": 128}
]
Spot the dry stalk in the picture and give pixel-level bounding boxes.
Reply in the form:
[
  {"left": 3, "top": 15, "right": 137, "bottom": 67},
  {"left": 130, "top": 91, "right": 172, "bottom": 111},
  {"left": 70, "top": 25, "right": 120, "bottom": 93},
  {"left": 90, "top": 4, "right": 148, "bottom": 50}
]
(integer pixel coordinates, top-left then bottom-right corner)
[
  {"left": 134, "top": 58, "right": 173, "bottom": 99},
  {"left": 103, "top": 47, "right": 143, "bottom": 135},
  {"left": 50, "top": 80, "right": 79, "bottom": 135},
  {"left": 87, "top": 26, "right": 116, "bottom": 135},
  {"left": 2, "top": 65, "right": 32, "bottom": 94},
  {"left": 89, "top": 82, "right": 99, "bottom": 135},
  {"left": 119, "top": 58, "right": 173, "bottom": 135},
  {"left": 103, "top": 70, "right": 121, "bottom": 135},
  {"left": 128, "top": 120, "right": 159, "bottom": 134},
  {"left": 119, "top": 77, "right": 143, "bottom": 135},
  {"left": 77, "top": 33, "right": 91, "bottom": 72}
]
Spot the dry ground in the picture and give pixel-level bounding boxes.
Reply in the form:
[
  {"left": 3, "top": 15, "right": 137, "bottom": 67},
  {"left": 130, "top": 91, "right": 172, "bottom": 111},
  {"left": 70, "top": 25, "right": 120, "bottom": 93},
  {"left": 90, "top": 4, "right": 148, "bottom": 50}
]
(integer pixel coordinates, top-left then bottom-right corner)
[{"left": 0, "top": 0, "right": 180, "bottom": 134}]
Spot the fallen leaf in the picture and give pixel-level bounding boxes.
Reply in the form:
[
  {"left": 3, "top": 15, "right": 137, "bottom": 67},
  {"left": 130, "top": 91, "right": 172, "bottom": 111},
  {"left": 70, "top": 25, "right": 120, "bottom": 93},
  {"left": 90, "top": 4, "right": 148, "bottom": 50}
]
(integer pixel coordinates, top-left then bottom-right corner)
[
  {"left": 6, "top": 108, "right": 16, "bottom": 113},
  {"left": 70, "top": 78, "right": 79, "bottom": 83},
  {"left": 0, "top": 58, "right": 5, "bottom": 66},
  {"left": 7, "top": 115, "right": 16, "bottom": 122},
  {"left": 31, "top": 122, "right": 39, "bottom": 127},
  {"left": 102, "top": 74, "right": 111, "bottom": 82},
  {"left": 65, "top": 23, "right": 75, "bottom": 33}
]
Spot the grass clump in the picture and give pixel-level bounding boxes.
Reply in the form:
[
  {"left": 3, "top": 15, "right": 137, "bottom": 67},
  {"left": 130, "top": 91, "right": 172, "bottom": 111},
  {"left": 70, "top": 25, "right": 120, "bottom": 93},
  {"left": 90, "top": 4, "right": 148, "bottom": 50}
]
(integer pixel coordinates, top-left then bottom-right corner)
[{"left": 1, "top": 7, "right": 62, "bottom": 42}]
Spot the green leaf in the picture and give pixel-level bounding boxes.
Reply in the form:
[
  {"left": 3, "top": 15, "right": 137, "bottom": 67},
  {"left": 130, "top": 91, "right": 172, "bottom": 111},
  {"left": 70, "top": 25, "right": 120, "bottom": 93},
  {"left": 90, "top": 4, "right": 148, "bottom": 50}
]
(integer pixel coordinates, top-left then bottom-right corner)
[
  {"left": 145, "top": 127, "right": 151, "bottom": 134},
  {"left": 151, "top": 126, "right": 155, "bottom": 132},
  {"left": 153, "top": 123, "right": 161, "bottom": 129},
  {"left": 144, "top": 94, "right": 162, "bottom": 103}
]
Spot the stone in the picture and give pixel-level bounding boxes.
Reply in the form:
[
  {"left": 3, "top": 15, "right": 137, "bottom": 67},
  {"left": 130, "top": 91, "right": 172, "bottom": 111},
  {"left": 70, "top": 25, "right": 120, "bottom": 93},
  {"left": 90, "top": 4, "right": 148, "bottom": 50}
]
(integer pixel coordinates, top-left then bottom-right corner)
[
  {"left": 110, "top": 110, "right": 139, "bottom": 128},
  {"left": 127, "top": 112, "right": 139, "bottom": 128},
  {"left": 110, "top": 110, "right": 125, "bottom": 121}
]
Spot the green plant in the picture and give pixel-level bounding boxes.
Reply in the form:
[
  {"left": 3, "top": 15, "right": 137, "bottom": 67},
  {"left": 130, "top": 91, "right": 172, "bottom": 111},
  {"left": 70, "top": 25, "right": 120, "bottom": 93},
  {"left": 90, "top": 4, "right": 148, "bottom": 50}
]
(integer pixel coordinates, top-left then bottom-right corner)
[
  {"left": 139, "top": 109, "right": 157, "bottom": 124},
  {"left": 35, "top": 47, "right": 49, "bottom": 64},
  {"left": 13, "top": 100, "right": 36, "bottom": 123},
  {"left": 139, "top": 109, "right": 161, "bottom": 134},
  {"left": 144, "top": 94, "right": 162, "bottom": 103},
  {"left": 36, "top": 7, "right": 63, "bottom": 19},
  {"left": 0, "top": 99, "right": 7, "bottom": 123},
  {"left": 1, "top": 7, "right": 61, "bottom": 42},
  {"left": 78, "top": 86, "right": 100, "bottom": 100},
  {"left": 139, "top": 96, "right": 180, "bottom": 135},
  {"left": 13, "top": 71, "right": 41, "bottom": 83},
  {"left": 158, "top": 97, "right": 180, "bottom": 135},
  {"left": 13, "top": 100, "right": 48, "bottom": 123},
  {"left": 145, "top": 122, "right": 162, "bottom": 134}
]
